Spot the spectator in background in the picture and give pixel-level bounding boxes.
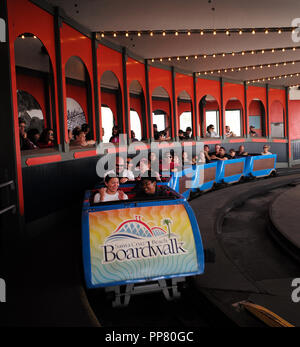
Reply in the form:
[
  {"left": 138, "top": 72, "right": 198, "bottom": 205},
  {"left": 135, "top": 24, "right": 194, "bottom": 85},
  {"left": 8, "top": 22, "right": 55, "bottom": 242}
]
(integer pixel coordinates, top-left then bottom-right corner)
[
  {"left": 37, "top": 128, "right": 55, "bottom": 149},
  {"left": 153, "top": 124, "right": 159, "bottom": 140},
  {"left": 19, "top": 118, "right": 37, "bottom": 150},
  {"left": 109, "top": 126, "right": 120, "bottom": 143},
  {"left": 157, "top": 131, "right": 166, "bottom": 141},
  {"left": 68, "top": 129, "right": 73, "bottom": 142},
  {"left": 27, "top": 128, "right": 40, "bottom": 147},
  {"left": 131, "top": 130, "right": 138, "bottom": 142},
  {"left": 163, "top": 127, "right": 171, "bottom": 141},
  {"left": 184, "top": 126, "right": 192, "bottom": 139},
  {"left": 261, "top": 145, "right": 272, "bottom": 155},
  {"left": 178, "top": 129, "right": 185, "bottom": 141},
  {"left": 225, "top": 125, "right": 235, "bottom": 138},
  {"left": 71, "top": 130, "right": 95, "bottom": 147},
  {"left": 81, "top": 123, "right": 92, "bottom": 141},
  {"left": 249, "top": 126, "right": 257, "bottom": 137},
  {"left": 206, "top": 124, "right": 218, "bottom": 138}
]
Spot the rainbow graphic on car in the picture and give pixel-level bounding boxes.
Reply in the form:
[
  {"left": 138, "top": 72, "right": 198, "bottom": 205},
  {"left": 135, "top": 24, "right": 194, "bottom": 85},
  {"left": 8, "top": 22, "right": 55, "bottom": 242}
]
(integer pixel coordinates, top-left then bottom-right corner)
[{"left": 88, "top": 205, "right": 201, "bottom": 286}]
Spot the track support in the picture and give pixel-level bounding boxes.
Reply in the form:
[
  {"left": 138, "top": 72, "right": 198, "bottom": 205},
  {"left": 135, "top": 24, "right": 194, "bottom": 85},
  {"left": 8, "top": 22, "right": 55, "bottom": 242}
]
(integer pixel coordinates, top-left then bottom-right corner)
[{"left": 105, "top": 277, "right": 186, "bottom": 308}]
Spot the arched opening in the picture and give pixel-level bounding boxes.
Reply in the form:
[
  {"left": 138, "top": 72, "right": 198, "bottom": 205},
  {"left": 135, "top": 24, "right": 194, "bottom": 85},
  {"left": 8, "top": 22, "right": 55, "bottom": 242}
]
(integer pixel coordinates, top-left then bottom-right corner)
[
  {"left": 66, "top": 97, "right": 85, "bottom": 130},
  {"left": 270, "top": 100, "right": 285, "bottom": 138},
  {"left": 249, "top": 99, "right": 266, "bottom": 137},
  {"left": 129, "top": 80, "right": 145, "bottom": 141},
  {"left": 100, "top": 71, "right": 123, "bottom": 143},
  {"left": 225, "top": 98, "right": 243, "bottom": 137},
  {"left": 200, "top": 95, "right": 220, "bottom": 137},
  {"left": 17, "top": 90, "right": 44, "bottom": 132},
  {"left": 65, "top": 56, "right": 94, "bottom": 143},
  {"left": 178, "top": 90, "right": 192, "bottom": 139},
  {"left": 130, "top": 110, "right": 142, "bottom": 141},
  {"left": 152, "top": 86, "right": 171, "bottom": 140},
  {"left": 101, "top": 105, "right": 114, "bottom": 143},
  {"left": 14, "top": 33, "right": 57, "bottom": 151}
]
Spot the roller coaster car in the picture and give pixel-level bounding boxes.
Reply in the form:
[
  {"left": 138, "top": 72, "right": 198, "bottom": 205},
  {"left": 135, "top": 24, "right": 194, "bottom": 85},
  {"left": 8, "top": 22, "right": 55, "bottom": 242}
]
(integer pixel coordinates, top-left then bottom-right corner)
[
  {"left": 168, "top": 154, "right": 278, "bottom": 198},
  {"left": 245, "top": 154, "right": 277, "bottom": 178},
  {"left": 82, "top": 184, "right": 205, "bottom": 306},
  {"left": 168, "top": 162, "right": 218, "bottom": 199}
]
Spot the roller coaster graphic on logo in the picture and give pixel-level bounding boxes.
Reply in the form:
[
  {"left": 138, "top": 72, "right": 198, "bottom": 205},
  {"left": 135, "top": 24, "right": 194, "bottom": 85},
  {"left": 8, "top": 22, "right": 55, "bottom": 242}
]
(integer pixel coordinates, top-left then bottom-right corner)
[{"left": 89, "top": 205, "right": 199, "bottom": 286}]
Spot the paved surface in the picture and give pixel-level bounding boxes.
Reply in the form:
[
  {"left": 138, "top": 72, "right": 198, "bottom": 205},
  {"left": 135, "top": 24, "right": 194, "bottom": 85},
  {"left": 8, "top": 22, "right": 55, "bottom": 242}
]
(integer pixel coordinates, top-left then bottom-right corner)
[
  {"left": 190, "top": 173, "right": 300, "bottom": 326},
  {"left": 270, "top": 184, "right": 300, "bottom": 250}
]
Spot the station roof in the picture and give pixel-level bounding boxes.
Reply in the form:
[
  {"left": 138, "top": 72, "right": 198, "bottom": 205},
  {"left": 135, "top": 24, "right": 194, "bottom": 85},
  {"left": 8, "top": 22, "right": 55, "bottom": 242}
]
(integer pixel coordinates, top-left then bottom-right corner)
[{"left": 46, "top": 0, "right": 300, "bottom": 87}]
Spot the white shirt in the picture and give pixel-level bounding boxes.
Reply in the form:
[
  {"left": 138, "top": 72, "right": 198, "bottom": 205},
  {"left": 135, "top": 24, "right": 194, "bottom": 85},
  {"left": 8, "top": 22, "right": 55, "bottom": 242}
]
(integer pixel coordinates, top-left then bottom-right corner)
[
  {"left": 206, "top": 131, "right": 218, "bottom": 138},
  {"left": 94, "top": 191, "right": 128, "bottom": 203},
  {"left": 261, "top": 151, "right": 272, "bottom": 155}
]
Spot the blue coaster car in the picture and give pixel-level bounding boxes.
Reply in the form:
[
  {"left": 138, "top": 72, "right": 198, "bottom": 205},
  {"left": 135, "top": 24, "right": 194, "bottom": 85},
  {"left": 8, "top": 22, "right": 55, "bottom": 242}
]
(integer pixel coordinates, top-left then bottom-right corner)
[
  {"left": 168, "top": 162, "right": 218, "bottom": 198},
  {"left": 245, "top": 154, "right": 277, "bottom": 178},
  {"left": 82, "top": 184, "right": 205, "bottom": 292},
  {"left": 214, "top": 157, "right": 247, "bottom": 184}
]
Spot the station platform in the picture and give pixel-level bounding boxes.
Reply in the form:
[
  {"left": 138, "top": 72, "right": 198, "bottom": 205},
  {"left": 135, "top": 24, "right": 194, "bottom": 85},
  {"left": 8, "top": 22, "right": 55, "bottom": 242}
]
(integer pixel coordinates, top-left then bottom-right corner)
[{"left": 269, "top": 183, "right": 300, "bottom": 253}]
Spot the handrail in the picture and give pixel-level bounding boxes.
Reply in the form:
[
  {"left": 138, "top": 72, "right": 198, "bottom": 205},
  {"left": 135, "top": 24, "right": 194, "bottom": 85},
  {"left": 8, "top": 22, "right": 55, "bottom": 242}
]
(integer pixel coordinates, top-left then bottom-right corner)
[
  {"left": 0, "top": 205, "right": 16, "bottom": 216},
  {"left": 0, "top": 180, "right": 14, "bottom": 190},
  {"left": 0, "top": 180, "right": 16, "bottom": 215}
]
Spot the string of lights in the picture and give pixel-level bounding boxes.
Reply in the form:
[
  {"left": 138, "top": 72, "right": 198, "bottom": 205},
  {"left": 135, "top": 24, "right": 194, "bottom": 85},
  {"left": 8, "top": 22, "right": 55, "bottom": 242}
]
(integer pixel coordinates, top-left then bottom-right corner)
[
  {"left": 246, "top": 72, "right": 300, "bottom": 84},
  {"left": 99, "top": 26, "right": 297, "bottom": 38},
  {"left": 199, "top": 59, "right": 300, "bottom": 75},
  {"left": 149, "top": 46, "right": 299, "bottom": 63}
]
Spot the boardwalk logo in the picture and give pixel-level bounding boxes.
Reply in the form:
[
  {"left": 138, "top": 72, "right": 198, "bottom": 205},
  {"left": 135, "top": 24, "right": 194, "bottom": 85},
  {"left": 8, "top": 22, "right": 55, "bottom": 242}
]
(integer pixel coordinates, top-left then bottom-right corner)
[
  {"left": 0, "top": 278, "right": 6, "bottom": 303},
  {"left": 0, "top": 18, "right": 6, "bottom": 43},
  {"left": 102, "top": 216, "right": 187, "bottom": 264}
]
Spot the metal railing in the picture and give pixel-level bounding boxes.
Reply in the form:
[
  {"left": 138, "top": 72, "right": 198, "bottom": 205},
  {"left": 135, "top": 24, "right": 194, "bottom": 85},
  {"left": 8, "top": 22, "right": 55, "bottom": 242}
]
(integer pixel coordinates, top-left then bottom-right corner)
[{"left": 0, "top": 180, "right": 16, "bottom": 216}]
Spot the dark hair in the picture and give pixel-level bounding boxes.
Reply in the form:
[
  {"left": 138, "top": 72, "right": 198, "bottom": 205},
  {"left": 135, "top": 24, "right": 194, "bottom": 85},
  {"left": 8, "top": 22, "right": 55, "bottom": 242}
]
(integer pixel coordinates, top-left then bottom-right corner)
[
  {"left": 72, "top": 127, "right": 81, "bottom": 137},
  {"left": 104, "top": 174, "right": 118, "bottom": 183},
  {"left": 186, "top": 127, "right": 192, "bottom": 132},
  {"left": 74, "top": 130, "right": 84, "bottom": 139},
  {"left": 220, "top": 146, "right": 226, "bottom": 151},
  {"left": 229, "top": 148, "right": 235, "bottom": 152},
  {"left": 81, "top": 123, "right": 90, "bottom": 132},
  {"left": 112, "top": 126, "right": 120, "bottom": 135},
  {"left": 19, "top": 118, "right": 26, "bottom": 125},
  {"left": 27, "top": 128, "right": 40, "bottom": 143},
  {"left": 39, "top": 128, "right": 54, "bottom": 143}
]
